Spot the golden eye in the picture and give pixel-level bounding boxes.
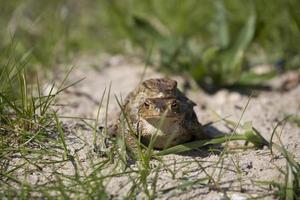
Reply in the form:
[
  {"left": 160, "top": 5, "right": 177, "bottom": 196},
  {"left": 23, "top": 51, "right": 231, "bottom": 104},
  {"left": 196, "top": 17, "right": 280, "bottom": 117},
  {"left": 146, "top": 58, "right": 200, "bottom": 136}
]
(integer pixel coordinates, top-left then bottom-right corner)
[
  {"left": 144, "top": 101, "right": 150, "bottom": 109},
  {"left": 171, "top": 101, "right": 178, "bottom": 109}
]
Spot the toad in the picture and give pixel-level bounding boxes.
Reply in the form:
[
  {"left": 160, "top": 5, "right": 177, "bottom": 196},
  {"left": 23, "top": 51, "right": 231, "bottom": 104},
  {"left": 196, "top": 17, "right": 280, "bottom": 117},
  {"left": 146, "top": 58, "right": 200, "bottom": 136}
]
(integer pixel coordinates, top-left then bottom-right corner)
[{"left": 112, "top": 78, "right": 209, "bottom": 151}]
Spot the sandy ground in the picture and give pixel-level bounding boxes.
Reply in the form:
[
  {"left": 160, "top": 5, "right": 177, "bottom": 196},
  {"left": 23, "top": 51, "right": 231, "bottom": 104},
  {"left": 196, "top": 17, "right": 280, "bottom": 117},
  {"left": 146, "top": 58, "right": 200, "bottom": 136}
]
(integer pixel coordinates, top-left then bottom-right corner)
[{"left": 8, "top": 55, "right": 300, "bottom": 199}]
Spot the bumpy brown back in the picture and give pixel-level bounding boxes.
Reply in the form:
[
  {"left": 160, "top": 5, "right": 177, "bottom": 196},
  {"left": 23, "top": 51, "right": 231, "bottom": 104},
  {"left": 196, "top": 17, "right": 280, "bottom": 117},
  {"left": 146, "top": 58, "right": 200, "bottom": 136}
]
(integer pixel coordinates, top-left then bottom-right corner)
[{"left": 142, "top": 78, "right": 177, "bottom": 93}]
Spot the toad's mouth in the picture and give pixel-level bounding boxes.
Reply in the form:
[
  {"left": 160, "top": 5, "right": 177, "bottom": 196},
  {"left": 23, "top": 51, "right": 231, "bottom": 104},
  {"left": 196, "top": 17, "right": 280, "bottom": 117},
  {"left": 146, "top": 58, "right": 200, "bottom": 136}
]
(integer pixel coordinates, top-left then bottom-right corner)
[
  {"left": 141, "top": 114, "right": 183, "bottom": 121},
  {"left": 142, "top": 117, "right": 179, "bottom": 128}
]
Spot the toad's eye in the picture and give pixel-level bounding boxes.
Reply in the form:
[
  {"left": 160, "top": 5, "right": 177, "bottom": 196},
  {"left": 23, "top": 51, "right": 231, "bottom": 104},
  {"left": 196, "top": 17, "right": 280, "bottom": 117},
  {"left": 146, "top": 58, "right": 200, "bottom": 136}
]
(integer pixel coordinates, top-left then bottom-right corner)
[
  {"left": 171, "top": 101, "right": 178, "bottom": 109},
  {"left": 144, "top": 101, "right": 150, "bottom": 109}
]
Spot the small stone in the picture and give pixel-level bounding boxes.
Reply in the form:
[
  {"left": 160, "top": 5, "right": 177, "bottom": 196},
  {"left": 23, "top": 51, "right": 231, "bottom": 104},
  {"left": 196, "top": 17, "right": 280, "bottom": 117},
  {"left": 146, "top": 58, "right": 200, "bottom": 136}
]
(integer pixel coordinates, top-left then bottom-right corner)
[{"left": 231, "top": 193, "right": 247, "bottom": 200}]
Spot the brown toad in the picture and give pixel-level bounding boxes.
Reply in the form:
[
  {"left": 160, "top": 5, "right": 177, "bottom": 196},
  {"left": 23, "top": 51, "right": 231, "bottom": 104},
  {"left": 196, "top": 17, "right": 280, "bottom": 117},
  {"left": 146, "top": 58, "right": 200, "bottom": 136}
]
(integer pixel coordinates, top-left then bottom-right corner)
[{"left": 113, "top": 78, "right": 209, "bottom": 151}]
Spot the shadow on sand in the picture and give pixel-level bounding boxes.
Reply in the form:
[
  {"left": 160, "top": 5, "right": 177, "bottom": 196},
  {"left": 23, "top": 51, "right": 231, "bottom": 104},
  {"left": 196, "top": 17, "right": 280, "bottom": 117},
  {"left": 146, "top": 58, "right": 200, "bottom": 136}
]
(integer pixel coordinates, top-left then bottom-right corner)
[{"left": 174, "top": 124, "right": 226, "bottom": 158}]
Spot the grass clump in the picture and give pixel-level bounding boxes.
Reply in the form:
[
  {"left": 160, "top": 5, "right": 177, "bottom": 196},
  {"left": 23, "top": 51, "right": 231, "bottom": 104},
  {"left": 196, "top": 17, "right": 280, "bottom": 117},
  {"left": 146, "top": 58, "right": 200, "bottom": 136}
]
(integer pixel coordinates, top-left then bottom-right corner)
[
  {"left": 0, "top": 44, "right": 57, "bottom": 198},
  {"left": 267, "top": 119, "right": 300, "bottom": 200},
  {"left": 271, "top": 143, "right": 300, "bottom": 200},
  {"left": 0, "top": 43, "right": 111, "bottom": 199},
  {"left": 0, "top": 42, "right": 54, "bottom": 148}
]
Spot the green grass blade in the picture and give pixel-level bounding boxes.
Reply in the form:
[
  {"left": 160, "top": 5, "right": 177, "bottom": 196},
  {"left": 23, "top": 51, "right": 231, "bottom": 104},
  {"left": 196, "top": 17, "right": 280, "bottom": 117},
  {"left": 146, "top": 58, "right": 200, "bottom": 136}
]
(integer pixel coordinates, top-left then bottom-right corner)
[
  {"left": 156, "top": 134, "right": 246, "bottom": 156},
  {"left": 237, "top": 71, "right": 275, "bottom": 86},
  {"left": 221, "top": 9, "right": 256, "bottom": 84},
  {"left": 93, "top": 87, "right": 106, "bottom": 147},
  {"left": 54, "top": 113, "right": 69, "bottom": 158},
  {"left": 132, "top": 14, "right": 165, "bottom": 42},
  {"left": 215, "top": 0, "right": 229, "bottom": 48},
  {"left": 286, "top": 163, "right": 294, "bottom": 200}
]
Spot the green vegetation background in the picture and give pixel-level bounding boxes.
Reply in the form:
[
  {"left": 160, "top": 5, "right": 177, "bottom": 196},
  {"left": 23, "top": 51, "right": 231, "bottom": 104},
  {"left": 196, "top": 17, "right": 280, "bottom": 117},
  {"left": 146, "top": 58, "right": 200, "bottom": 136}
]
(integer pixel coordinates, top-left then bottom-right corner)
[{"left": 1, "top": 0, "right": 300, "bottom": 87}]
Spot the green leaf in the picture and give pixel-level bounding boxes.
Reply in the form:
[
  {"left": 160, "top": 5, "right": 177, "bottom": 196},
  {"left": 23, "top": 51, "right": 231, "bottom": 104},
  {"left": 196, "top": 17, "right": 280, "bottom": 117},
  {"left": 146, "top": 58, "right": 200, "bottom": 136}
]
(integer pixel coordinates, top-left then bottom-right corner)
[
  {"left": 222, "top": 10, "right": 256, "bottom": 82},
  {"left": 202, "top": 46, "right": 220, "bottom": 66},
  {"left": 242, "top": 121, "right": 253, "bottom": 131},
  {"left": 286, "top": 163, "right": 295, "bottom": 200},
  {"left": 244, "top": 127, "right": 269, "bottom": 148},
  {"left": 156, "top": 139, "right": 208, "bottom": 156},
  {"left": 190, "top": 62, "right": 206, "bottom": 81},
  {"left": 132, "top": 14, "right": 165, "bottom": 42},
  {"left": 237, "top": 71, "right": 276, "bottom": 86},
  {"left": 215, "top": 0, "right": 229, "bottom": 48},
  {"left": 156, "top": 134, "right": 248, "bottom": 156}
]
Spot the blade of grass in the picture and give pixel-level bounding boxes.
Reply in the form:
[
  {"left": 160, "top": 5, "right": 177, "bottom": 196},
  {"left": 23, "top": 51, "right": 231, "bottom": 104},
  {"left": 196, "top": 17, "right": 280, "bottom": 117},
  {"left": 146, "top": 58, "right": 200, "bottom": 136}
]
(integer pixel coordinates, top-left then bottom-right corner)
[
  {"left": 54, "top": 113, "right": 69, "bottom": 159},
  {"left": 93, "top": 87, "right": 106, "bottom": 147}
]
